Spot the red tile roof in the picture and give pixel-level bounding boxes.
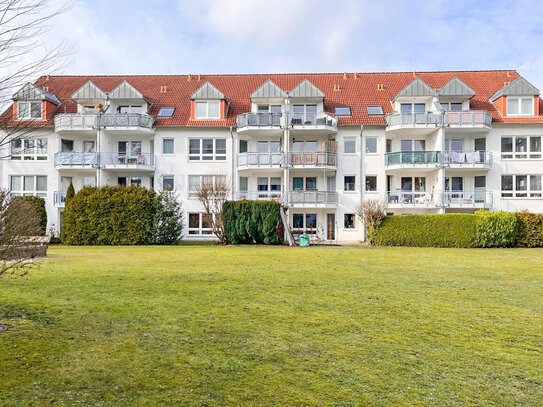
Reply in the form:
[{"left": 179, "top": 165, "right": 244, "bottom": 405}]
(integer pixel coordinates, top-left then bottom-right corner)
[{"left": 3, "top": 70, "right": 543, "bottom": 127}]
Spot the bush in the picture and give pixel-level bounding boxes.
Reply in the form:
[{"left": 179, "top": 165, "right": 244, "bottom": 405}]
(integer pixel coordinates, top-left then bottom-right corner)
[
  {"left": 515, "top": 211, "right": 543, "bottom": 248},
  {"left": 374, "top": 214, "right": 478, "bottom": 248},
  {"left": 475, "top": 210, "right": 518, "bottom": 248},
  {"left": 65, "top": 181, "right": 75, "bottom": 203},
  {"left": 222, "top": 200, "right": 282, "bottom": 245},
  {"left": 12, "top": 196, "right": 46, "bottom": 235},
  {"left": 153, "top": 191, "right": 184, "bottom": 245}
]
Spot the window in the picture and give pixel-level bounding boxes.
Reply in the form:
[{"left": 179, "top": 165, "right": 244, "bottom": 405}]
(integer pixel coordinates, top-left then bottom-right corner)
[
  {"left": 188, "top": 213, "right": 213, "bottom": 235},
  {"left": 292, "top": 104, "right": 317, "bottom": 124},
  {"left": 257, "top": 177, "right": 281, "bottom": 198},
  {"left": 344, "top": 214, "right": 355, "bottom": 229},
  {"left": 83, "top": 105, "right": 96, "bottom": 114},
  {"left": 162, "top": 138, "right": 174, "bottom": 154},
  {"left": 386, "top": 139, "right": 392, "bottom": 153},
  {"left": 188, "top": 138, "right": 227, "bottom": 161},
  {"left": 9, "top": 175, "right": 47, "bottom": 197},
  {"left": 507, "top": 97, "right": 534, "bottom": 116},
  {"left": 400, "top": 103, "right": 425, "bottom": 114},
  {"left": 157, "top": 107, "right": 175, "bottom": 117},
  {"left": 194, "top": 101, "right": 220, "bottom": 119},
  {"left": 367, "top": 106, "right": 384, "bottom": 116},
  {"left": 188, "top": 175, "right": 226, "bottom": 198},
  {"left": 501, "top": 136, "right": 541, "bottom": 159},
  {"left": 440, "top": 102, "right": 463, "bottom": 111},
  {"left": 131, "top": 177, "right": 142, "bottom": 188},
  {"left": 292, "top": 213, "right": 317, "bottom": 235},
  {"left": 334, "top": 106, "right": 351, "bottom": 116},
  {"left": 344, "top": 176, "right": 356, "bottom": 191},
  {"left": 17, "top": 101, "right": 42, "bottom": 120},
  {"left": 365, "top": 137, "right": 377, "bottom": 153},
  {"left": 474, "top": 138, "right": 486, "bottom": 151},
  {"left": 365, "top": 176, "right": 377, "bottom": 192},
  {"left": 163, "top": 176, "right": 174, "bottom": 191},
  {"left": 83, "top": 141, "right": 95, "bottom": 152},
  {"left": 502, "top": 174, "right": 542, "bottom": 198},
  {"left": 344, "top": 137, "right": 356, "bottom": 154},
  {"left": 10, "top": 138, "right": 47, "bottom": 160},
  {"left": 239, "top": 139, "right": 248, "bottom": 154},
  {"left": 117, "top": 105, "right": 143, "bottom": 114}
]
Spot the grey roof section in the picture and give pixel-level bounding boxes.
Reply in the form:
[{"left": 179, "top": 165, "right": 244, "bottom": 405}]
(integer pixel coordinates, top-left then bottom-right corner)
[
  {"left": 72, "top": 80, "right": 107, "bottom": 100},
  {"left": 289, "top": 79, "right": 324, "bottom": 98},
  {"left": 109, "top": 80, "right": 144, "bottom": 100},
  {"left": 438, "top": 76, "right": 475, "bottom": 97},
  {"left": 395, "top": 77, "right": 435, "bottom": 98},
  {"left": 191, "top": 81, "right": 225, "bottom": 99},
  {"left": 12, "top": 82, "right": 60, "bottom": 105},
  {"left": 491, "top": 76, "right": 540, "bottom": 101},
  {"left": 251, "top": 80, "right": 287, "bottom": 98}
]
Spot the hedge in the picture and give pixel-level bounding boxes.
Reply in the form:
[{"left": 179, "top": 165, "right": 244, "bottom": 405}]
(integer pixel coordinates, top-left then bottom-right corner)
[
  {"left": 222, "top": 200, "right": 282, "bottom": 245},
  {"left": 11, "top": 196, "right": 47, "bottom": 235},
  {"left": 373, "top": 214, "right": 478, "bottom": 248},
  {"left": 515, "top": 211, "right": 543, "bottom": 248},
  {"left": 475, "top": 210, "right": 518, "bottom": 248}
]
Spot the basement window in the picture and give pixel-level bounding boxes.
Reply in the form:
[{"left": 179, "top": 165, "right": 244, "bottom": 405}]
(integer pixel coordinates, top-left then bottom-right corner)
[
  {"left": 366, "top": 105, "right": 384, "bottom": 116},
  {"left": 334, "top": 106, "right": 351, "bottom": 116},
  {"left": 157, "top": 107, "right": 175, "bottom": 117}
]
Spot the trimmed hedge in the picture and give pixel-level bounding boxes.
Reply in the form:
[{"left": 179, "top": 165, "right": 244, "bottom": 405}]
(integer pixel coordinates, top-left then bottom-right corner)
[
  {"left": 373, "top": 214, "right": 478, "bottom": 248},
  {"left": 223, "top": 200, "right": 282, "bottom": 245},
  {"left": 475, "top": 210, "right": 518, "bottom": 248},
  {"left": 516, "top": 211, "right": 543, "bottom": 248},
  {"left": 12, "top": 196, "right": 47, "bottom": 235}
]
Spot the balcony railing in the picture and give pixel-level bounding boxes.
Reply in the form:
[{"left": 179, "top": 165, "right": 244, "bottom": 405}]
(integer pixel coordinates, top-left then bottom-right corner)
[
  {"left": 442, "top": 150, "right": 492, "bottom": 166},
  {"left": 234, "top": 191, "right": 284, "bottom": 201},
  {"left": 440, "top": 190, "right": 493, "bottom": 207},
  {"left": 54, "top": 152, "right": 98, "bottom": 167},
  {"left": 101, "top": 153, "right": 155, "bottom": 168},
  {"left": 288, "top": 151, "right": 337, "bottom": 167},
  {"left": 289, "top": 112, "right": 337, "bottom": 130},
  {"left": 54, "top": 114, "right": 97, "bottom": 131},
  {"left": 236, "top": 152, "right": 285, "bottom": 167},
  {"left": 385, "top": 112, "right": 442, "bottom": 127},
  {"left": 53, "top": 190, "right": 66, "bottom": 206},
  {"left": 288, "top": 190, "right": 337, "bottom": 205},
  {"left": 444, "top": 110, "right": 492, "bottom": 128},
  {"left": 385, "top": 151, "right": 440, "bottom": 166},
  {"left": 385, "top": 191, "right": 437, "bottom": 206},
  {"left": 236, "top": 112, "right": 282, "bottom": 128},
  {"left": 100, "top": 113, "right": 154, "bottom": 129}
]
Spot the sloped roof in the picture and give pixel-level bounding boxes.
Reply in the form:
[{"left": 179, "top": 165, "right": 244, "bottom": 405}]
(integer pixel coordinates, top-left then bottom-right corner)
[
  {"left": 438, "top": 76, "right": 475, "bottom": 98},
  {"left": 395, "top": 77, "right": 435, "bottom": 98},
  {"left": 2, "top": 70, "right": 543, "bottom": 127},
  {"left": 190, "top": 81, "right": 225, "bottom": 99},
  {"left": 72, "top": 80, "right": 107, "bottom": 100},
  {"left": 491, "top": 76, "right": 540, "bottom": 101},
  {"left": 251, "top": 80, "right": 286, "bottom": 98},
  {"left": 289, "top": 79, "right": 324, "bottom": 98},
  {"left": 12, "top": 82, "right": 60, "bottom": 105},
  {"left": 109, "top": 80, "right": 146, "bottom": 100}
]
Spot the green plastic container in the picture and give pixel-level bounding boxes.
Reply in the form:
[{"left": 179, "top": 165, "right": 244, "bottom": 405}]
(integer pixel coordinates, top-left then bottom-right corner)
[{"left": 299, "top": 234, "right": 310, "bottom": 247}]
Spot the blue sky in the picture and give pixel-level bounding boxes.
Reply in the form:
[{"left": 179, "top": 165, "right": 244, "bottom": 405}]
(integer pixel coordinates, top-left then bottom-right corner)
[{"left": 42, "top": 0, "right": 543, "bottom": 86}]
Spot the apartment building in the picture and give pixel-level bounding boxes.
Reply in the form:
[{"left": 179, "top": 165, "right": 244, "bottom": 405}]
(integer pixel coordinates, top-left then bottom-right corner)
[{"left": 1, "top": 71, "right": 542, "bottom": 242}]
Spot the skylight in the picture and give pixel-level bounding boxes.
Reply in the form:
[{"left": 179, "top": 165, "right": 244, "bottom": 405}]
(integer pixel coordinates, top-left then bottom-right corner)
[
  {"left": 334, "top": 106, "right": 351, "bottom": 116},
  {"left": 367, "top": 106, "right": 384, "bottom": 116},
  {"left": 157, "top": 107, "right": 175, "bottom": 117}
]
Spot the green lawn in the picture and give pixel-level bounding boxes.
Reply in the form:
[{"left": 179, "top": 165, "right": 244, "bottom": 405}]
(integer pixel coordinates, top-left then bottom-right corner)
[{"left": 1, "top": 246, "right": 542, "bottom": 406}]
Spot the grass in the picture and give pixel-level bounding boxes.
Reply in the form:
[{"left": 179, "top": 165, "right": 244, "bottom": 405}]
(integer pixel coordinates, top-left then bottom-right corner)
[{"left": 0, "top": 245, "right": 542, "bottom": 406}]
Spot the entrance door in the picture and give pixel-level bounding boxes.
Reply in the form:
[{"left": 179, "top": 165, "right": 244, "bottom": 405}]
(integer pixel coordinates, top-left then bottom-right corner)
[{"left": 327, "top": 213, "right": 335, "bottom": 240}]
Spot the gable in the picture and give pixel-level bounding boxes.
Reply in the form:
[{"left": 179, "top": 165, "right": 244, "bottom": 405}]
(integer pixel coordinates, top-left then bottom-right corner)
[
  {"left": 12, "top": 82, "right": 60, "bottom": 104},
  {"left": 251, "top": 80, "right": 286, "bottom": 98},
  {"left": 191, "top": 81, "right": 225, "bottom": 99},
  {"left": 289, "top": 79, "right": 324, "bottom": 98},
  {"left": 439, "top": 76, "right": 475, "bottom": 98},
  {"left": 72, "top": 80, "right": 107, "bottom": 100},
  {"left": 109, "top": 80, "right": 145, "bottom": 100},
  {"left": 491, "top": 77, "right": 540, "bottom": 101},
  {"left": 395, "top": 77, "right": 435, "bottom": 98}
]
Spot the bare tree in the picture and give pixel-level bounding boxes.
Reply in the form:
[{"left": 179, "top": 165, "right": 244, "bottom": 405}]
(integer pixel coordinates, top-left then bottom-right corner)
[
  {"left": 0, "top": 0, "right": 72, "bottom": 157},
  {"left": 196, "top": 175, "right": 230, "bottom": 244},
  {"left": 0, "top": 189, "right": 45, "bottom": 277},
  {"left": 356, "top": 199, "right": 388, "bottom": 244}
]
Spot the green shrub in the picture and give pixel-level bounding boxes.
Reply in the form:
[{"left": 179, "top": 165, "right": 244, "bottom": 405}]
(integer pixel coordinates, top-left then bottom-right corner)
[
  {"left": 65, "top": 181, "right": 75, "bottom": 204},
  {"left": 153, "top": 191, "right": 184, "bottom": 245},
  {"left": 515, "top": 211, "right": 543, "bottom": 248},
  {"left": 374, "top": 214, "right": 478, "bottom": 248},
  {"left": 475, "top": 210, "right": 518, "bottom": 248},
  {"left": 222, "top": 200, "right": 282, "bottom": 245},
  {"left": 12, "top": 196, "right": 47, "bottom": 235}
]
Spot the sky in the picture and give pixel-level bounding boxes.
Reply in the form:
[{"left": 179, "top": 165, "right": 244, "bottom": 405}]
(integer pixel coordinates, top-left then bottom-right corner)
[{"left": 26, "top": 0, "right": 543, "bottom": 88}]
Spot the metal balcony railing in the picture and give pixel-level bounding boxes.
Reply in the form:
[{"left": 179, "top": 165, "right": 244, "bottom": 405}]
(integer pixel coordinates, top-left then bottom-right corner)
[
  {"left": 385, "top": 112, "right": 442, "bottom": 127},
  {"left": 100, "top": 113, "right": 154, "bottom": 129},
  {"left": 385, "top": 191, "right": 437, "bottom": 206},
  {"left": 234, "top": 191, "right": 284, "bottom": 201},
  {"left": 385, "top": 151, "right": 440, "bottom": 166},
  {"left": 53, "top": 190, "right": 67, "bottom": 206},
  {"left": 236, "top": 112, "right": 282, "bottom": 128},
  {"left": 101, "top": 152, "right": 155, "bottom": 168},
  {"left": 288, "top": 151, "right": 337, "bottom": 167},
  {"left": 442, "top": 150, "right": 492, "bottom": 166},
  {"left": 236, "top": 152, "right": 285, "bottom": 167},
  {"left": 440, "top": 190, "right": 493, "bottom": 207},
  {"left": 288, "top": 190, "right": 337, "bottom": 205},
  {"left": 289, "top": 112, "right": 337, "bottom": 129},
  {"left": 54, "top": 152, "right": 98, "bottom": 167},
  {"left": 444, "top": 110, "right": 492, "bottom": 127},
  {"left": 54, "top": 114, "right": 97, "bottom": 131}
]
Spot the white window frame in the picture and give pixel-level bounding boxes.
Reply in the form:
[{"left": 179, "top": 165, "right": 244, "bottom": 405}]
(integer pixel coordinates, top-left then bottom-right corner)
[
  {"left": 118, "top": 105, "right": 144, "bottom": 114},
  {"left": 194, "top": 100, "right": 221, "bottom": 119},
  {"left": 188, "top": 174, "right": 226, "bottom": 199},
  {"left": 188, "top": 213, "right": 213, "bottom": 235},
  {"left": 162, "top": 175, "right": 174, "bottom": 191},
  {"left": 343, "top": 213, "right": 356, "bottom": 230},
  {"left": 501, "top": 174, "right": 542, "bottom": 198},
  {"left": 292, "top": 213, "right": 317, "bottom": 235},
  {"left": 9, "top": 175, "right": 47, "bottom": 198},
  {"left": 162, "top": 138, "right": 174, "bottom": 155},
  {"left": 506, "top": 97, "right": 534, "bottom": 117},
  {"left": 10, "top": 138, "right": 48, "bottom": 161},
  {"left": 188, "top": 138, "right": 227, "bottom": 161},
  {"left": 365, "top": 137, "right": 378, "bottom": 154},
  {"left": 365, "top": 175, "right": 378, "bottom": 193},
  {"left": 344, "top": 175, "right": 356, "bottom": 192},
  {"left": 17, "top": 101, "right": 42, "bottom": 120},
  {"left": 501, "top": 136, "right": 541, "bottom": 159},
  {"left": 344, "top": 137, "right": 356, "bottom": 154}
]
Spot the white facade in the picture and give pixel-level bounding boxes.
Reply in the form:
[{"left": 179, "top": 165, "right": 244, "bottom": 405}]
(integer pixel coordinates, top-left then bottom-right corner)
[{"left": 1, "top": 74, "right": 542, "bottom": 243}]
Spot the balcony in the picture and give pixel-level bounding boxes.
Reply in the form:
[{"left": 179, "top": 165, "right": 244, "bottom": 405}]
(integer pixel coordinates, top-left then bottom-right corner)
[
  {"left": 236, "top": 113, "right": 283, "bottom": 135},
  {"left": 236, "top": 152, "right": 285, "bottom": 170},
  {"left": 444, "top": 110, "right": 492, "bottom": 130},
  {"left": 54, "top": 114, "right": 97, "bottom": 135},
  {"left": 442, "top": 151, "right": 492, "bottom": 169},
  {"left": 385, "top": 151, "right": 440, "bottom": 170},
  {"left": 234, "top": 191, "right": 284, "bottom": 202},
  {"left": 385, "top": 112, "right": 442, "bottom": 135},
  {"left": 100, "top": 113, "right": 155, "bottom": 134},
  {"left": 101, "top": 153, "right": 155, "bottom": 171},
  {"left": 440, "top": 190, "right": 493, "bottom": 208},
  {"left": 288, "top": 190, "right": 337, "bottom": 207},
  {"left": 289, "top": 112, "right": 337, "bottom": 135},
  {"left": 54, "top": 152, "right": 98, "bottom": 170},
  {"left": 288, "top": 151, "right": 337, "bottom": 169},
  {"left": 53, "top": 190, "right": 66, "bottom": 207},
  {"left": 385, "top": 191, "right": 439, "bottom": 208}
]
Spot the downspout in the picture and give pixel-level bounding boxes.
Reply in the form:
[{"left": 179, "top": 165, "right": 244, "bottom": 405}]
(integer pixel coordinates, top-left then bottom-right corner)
[
  {"left": 230, "top": 126, "right": 235, "bottom": 199},
  {"left": 359, "top": 125, "right": 365, "bottom": 241}
]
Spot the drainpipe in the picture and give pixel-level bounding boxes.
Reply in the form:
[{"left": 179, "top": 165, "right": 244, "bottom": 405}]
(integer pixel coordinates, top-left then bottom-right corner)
[
  {"left": 230, "top": 126, "right": 235, "bottom": 199},
  {"left": 284, "top": 93, "right": 290, "bottom": 206},
  {"left": 359, "top": 125, "right": 365, "bottom": 241}
]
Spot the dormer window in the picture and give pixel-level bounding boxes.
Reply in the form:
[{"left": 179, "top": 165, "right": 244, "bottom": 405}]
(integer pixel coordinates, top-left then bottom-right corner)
[
  {"left": 17, "top": 101, "right": 42, "bottom": 120},
  {"left": 440, "top": 102, "right": 463, "bottom": 111},
  {"left": 195, "top": 101, "right": 220, "bottom": 119},
  {"left": 401, "top": 103, "right": 425, "bottom": 114},
  {"left": 507, "top": 97, "right": 533, "bottom": 116}
]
